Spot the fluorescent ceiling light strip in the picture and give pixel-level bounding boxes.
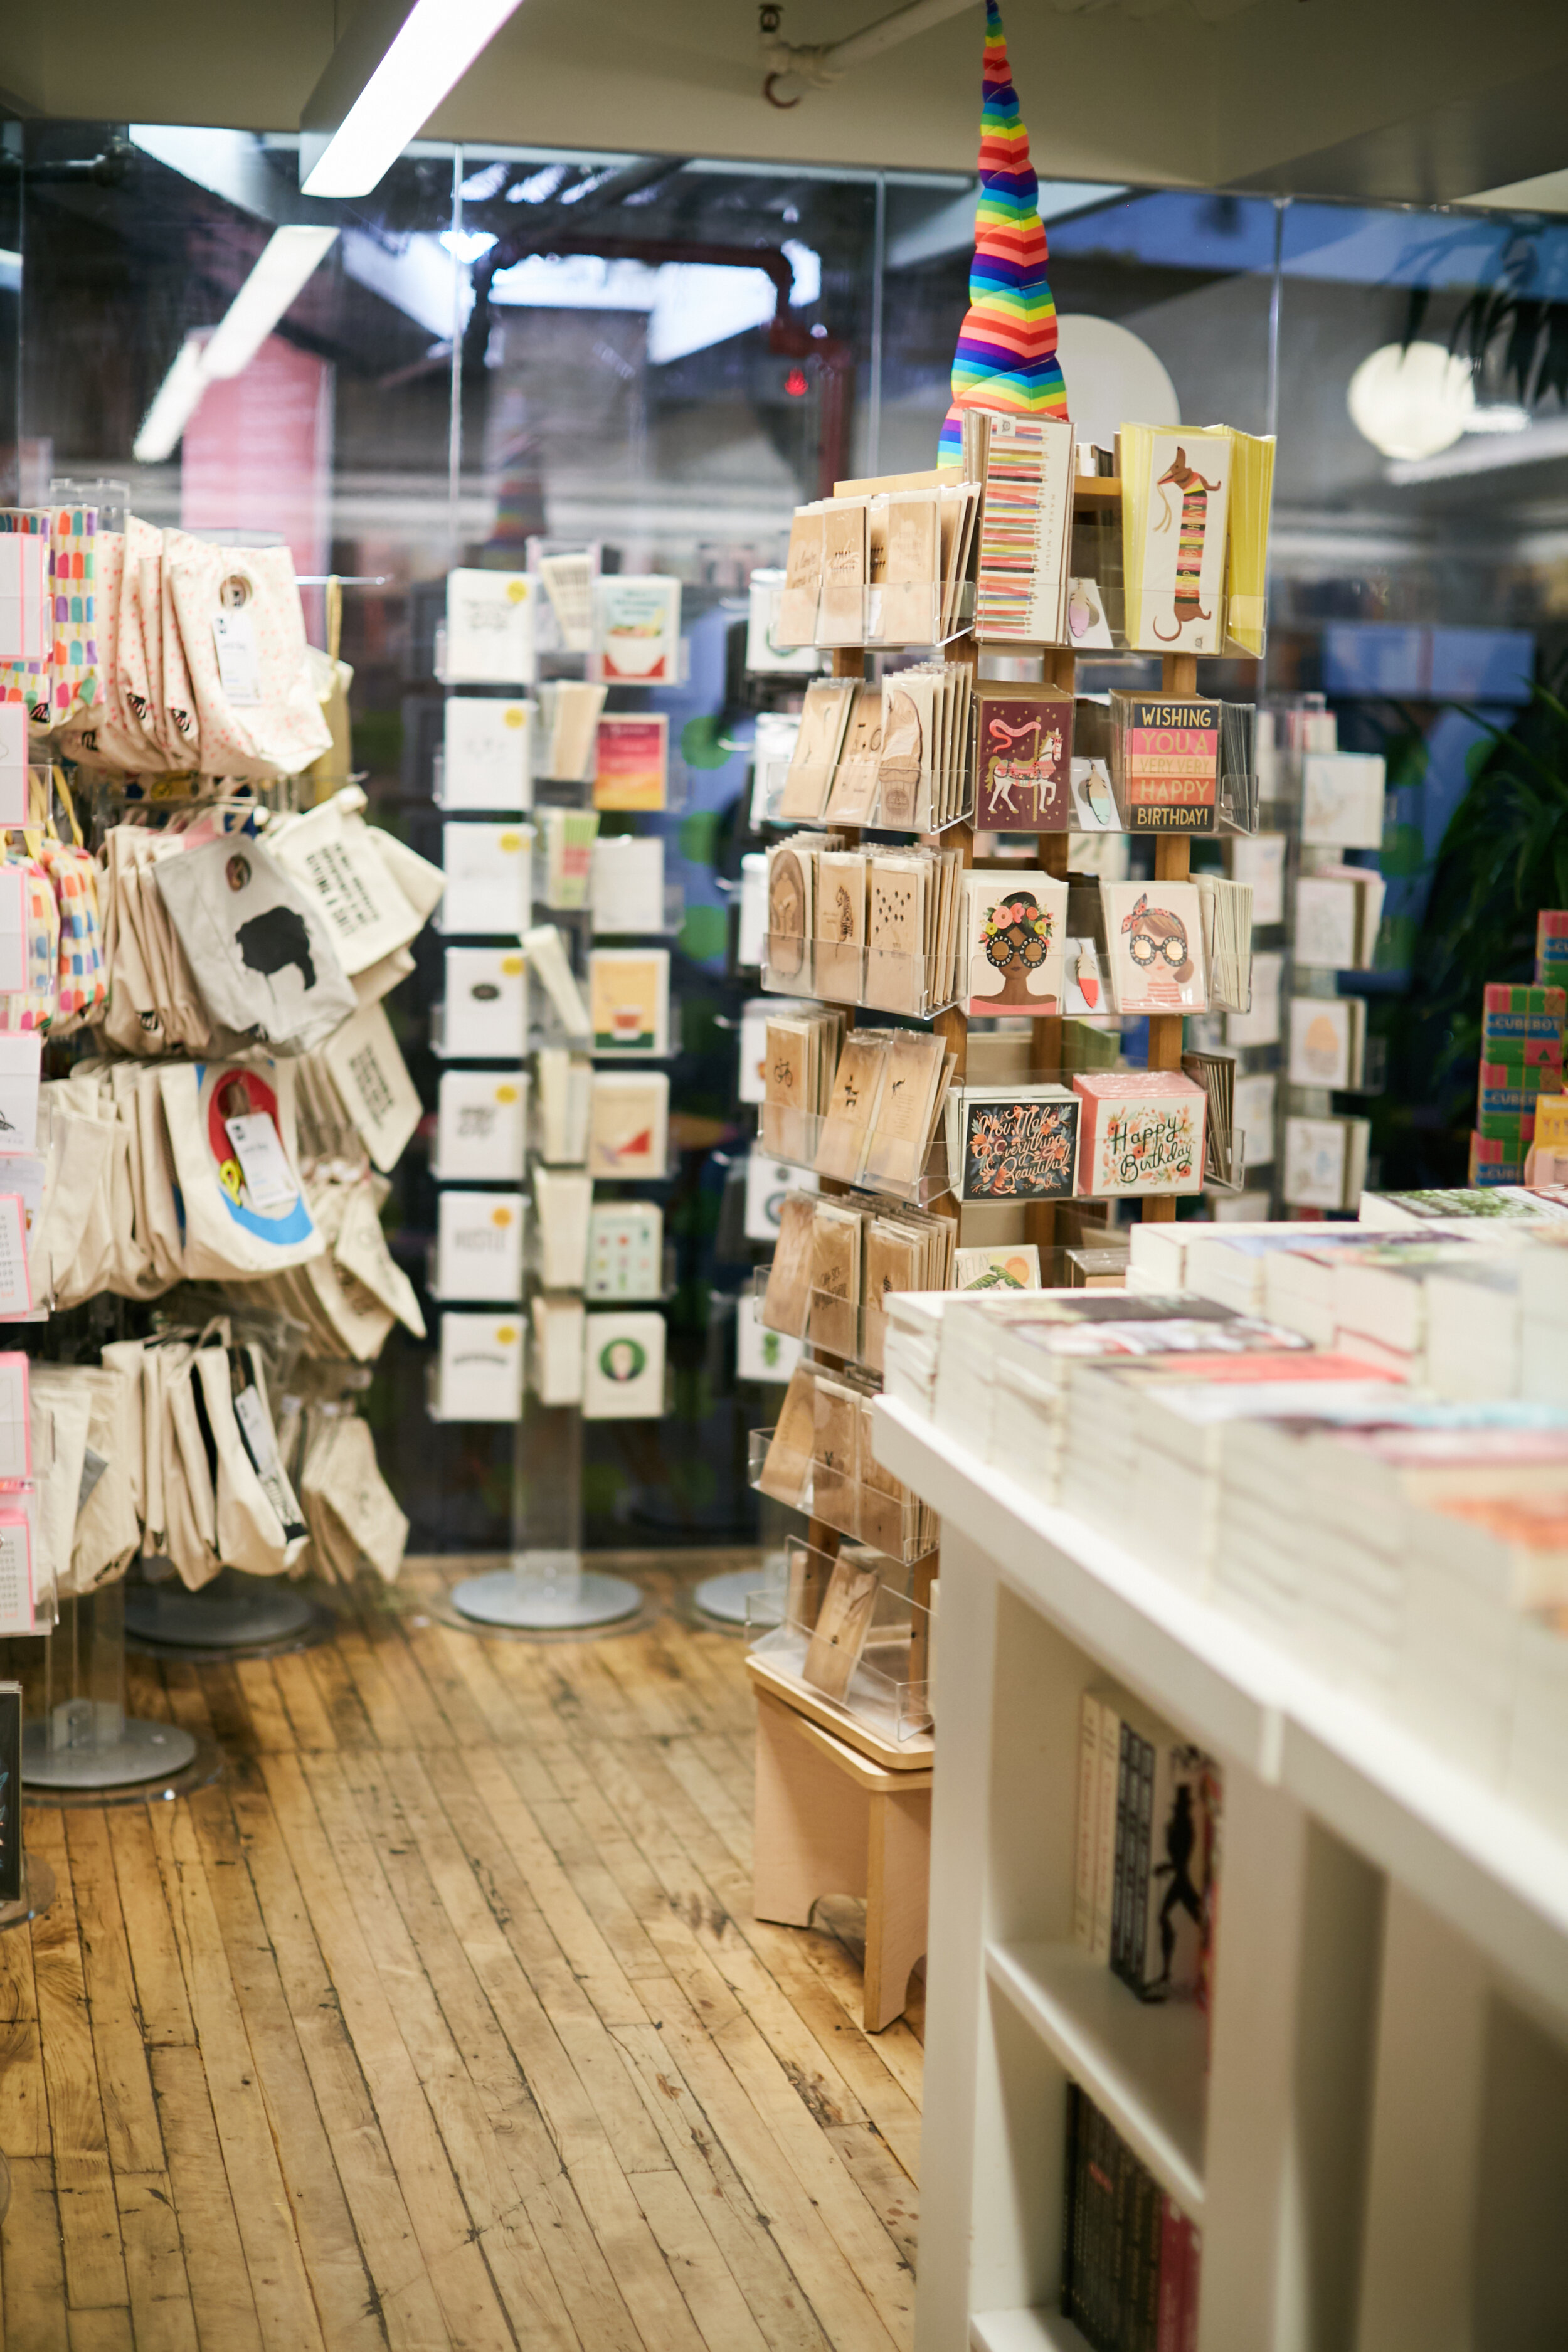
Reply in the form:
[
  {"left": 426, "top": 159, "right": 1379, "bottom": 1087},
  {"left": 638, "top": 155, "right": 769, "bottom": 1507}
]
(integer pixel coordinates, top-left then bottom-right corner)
[
  {"left": 132, "top": 225, "right": 339, "bottom": 463},
  {"left": 203, "top": 225, "right": 339, "bottom": 378},
  {"left": 132, "top": 336, "right": 210, "bottom": 465},
  {"left": 302, "top": 0, "right": 528, "bottom": 199}
]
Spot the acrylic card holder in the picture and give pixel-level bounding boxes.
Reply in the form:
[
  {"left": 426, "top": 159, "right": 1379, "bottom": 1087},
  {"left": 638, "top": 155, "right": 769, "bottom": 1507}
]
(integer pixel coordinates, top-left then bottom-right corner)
[{"left": 747, "top": 1539, "right": 933, "bottom": 1744}]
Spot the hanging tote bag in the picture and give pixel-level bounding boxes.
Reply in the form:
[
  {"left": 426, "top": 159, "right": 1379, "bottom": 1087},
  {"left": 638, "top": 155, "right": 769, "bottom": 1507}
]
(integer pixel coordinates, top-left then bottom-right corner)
[
  {"left": 164, "top": 536, "right": 333, "bottom": 779},
  {"left": 152, "top": 834, "right": 356, "bottom": 1056},
  {"left": 0, "top": 780, "right": 61, "bottom": 1035},
  {"left": 40, "top": 770, "right": 107, "bottom": 1034},
  {"left": 159, "top": 1057, "right": 324, "bottom": 1281}
]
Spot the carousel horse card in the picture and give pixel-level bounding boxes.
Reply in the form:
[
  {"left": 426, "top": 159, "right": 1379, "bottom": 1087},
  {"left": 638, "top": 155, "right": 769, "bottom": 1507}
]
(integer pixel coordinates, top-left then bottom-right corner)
[{"left": 975, "top": 687, "right": 1074, "bottom": 830}]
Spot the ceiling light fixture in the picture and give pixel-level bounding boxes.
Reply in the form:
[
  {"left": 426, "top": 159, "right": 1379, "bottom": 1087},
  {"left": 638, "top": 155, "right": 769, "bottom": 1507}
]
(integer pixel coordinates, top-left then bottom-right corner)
[
  {"left": 300, "top": 0, "right": 529, "bottom": 199},
  {"left": 1347, "top": 341, "right": 1475, "bottom": 462},
  {"left": 132, "top": 334, "right": 210, "bottom": 464}
]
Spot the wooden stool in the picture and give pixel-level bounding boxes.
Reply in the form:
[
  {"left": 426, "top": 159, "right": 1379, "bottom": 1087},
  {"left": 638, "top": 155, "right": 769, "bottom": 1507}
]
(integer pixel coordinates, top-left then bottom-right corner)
[{"left": 747, "top": 1656, "right": 934, "bottom": 2032}]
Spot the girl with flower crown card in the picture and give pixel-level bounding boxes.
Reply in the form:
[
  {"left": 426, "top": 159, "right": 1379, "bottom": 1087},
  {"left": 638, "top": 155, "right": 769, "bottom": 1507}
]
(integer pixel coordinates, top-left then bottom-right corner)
[{"left": 963, "top": 871, "right": 1067, "bottom": 1015}]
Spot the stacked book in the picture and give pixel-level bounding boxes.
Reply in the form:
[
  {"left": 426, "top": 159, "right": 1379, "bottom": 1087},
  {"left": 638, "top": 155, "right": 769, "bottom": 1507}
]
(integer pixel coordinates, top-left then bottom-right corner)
[
  {"left": 1061, "top": 2086, "right": 1201, "bottom": 2351},
  {"left": 1074, "top": 1686, "right": 1221, "bottom": 2007},
  {"left": 1471, "top": 982, "right": 1564, "bottom": 1185}
]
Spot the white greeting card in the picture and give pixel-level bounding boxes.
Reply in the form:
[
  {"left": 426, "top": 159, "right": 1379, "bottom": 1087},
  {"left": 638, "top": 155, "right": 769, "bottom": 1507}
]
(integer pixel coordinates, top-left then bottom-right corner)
[
  {"left": 1235, "top": 1071, "right": 1277, "bottom": 1167},
  {"left": 442, "top": 697, "right": 533, "bottom": 811},
  {"left": 435, "top": 1190, "right": 524, "bottom": 1302},
  {"left": 440, "top": 947, "right": 528, "bottom": 1060},
  {"left": 743, "top": 1148, "right": 816, "bottom": 1242},
  {"left": 524, "top": 923, "right": 591, "bottom": 1039},
  {"left": 586, "top": 1204, "right": 663, "bottom": 1301},
  {"left": 591, "top": 835, "right": 665, "bottom": 935},
  {"left": 537, "top": 1049, "right": 592, "bottom": 1164},
  {"left": 0, "top": 865, "right": 26, "bottom": 997},
  {"left": 0, "top": 531, "right": 49, "bottom": 666},
  {"left": 1301, "top": 753, "right": 1386, "bottom": 849},
  {"left": 437, "top": 1313, "right": 523, "bottom": 1421},
  {"left": 1283, "top": 1115, "right": 1348, "bottom": 1209},
  {"left": 589, "top": 1071, "right": 669, "bottom": 1181},
  {"left": 444, "top": 570, "right": 535, "bottom": 686},
  {"left": 737, "top": 854, "right": 768, "bottom": 970},
  {"left": 582, "top": 1311, "right": 666, "bottom": 1418},
  {"left": 1228, "top": 831, "right": 1286, "bottom": 926},
  {"left": 439, "top": 822, "right": 532, "bottom": 935},
  {"left": 534, "top": 1167, "right": 593, "bottom": 1289},
  {"left": 736, "top": 1291, "right": 803, "bottom": 1384},
  {"left": 435, "top": 1071, "right": 527, "bottom": 1182}
]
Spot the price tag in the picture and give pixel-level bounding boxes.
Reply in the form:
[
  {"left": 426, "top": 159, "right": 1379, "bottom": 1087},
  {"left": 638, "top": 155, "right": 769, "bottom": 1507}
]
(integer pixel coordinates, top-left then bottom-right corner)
[
  {"left": 225, "top": 1113, "right": 299, "bottom": 1212},
  {"left": 234, "top": 1384, "right": 307, "bottom": 1540},
  {"left": 212, "top": 608, "right": 263, "bottom": 706}
]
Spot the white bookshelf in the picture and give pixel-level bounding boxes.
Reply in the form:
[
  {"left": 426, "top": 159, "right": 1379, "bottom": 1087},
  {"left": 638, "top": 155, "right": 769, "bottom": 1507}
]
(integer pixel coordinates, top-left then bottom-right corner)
[{"left": 876, "top": 1395, "right": 1568, "bottom": 2352}]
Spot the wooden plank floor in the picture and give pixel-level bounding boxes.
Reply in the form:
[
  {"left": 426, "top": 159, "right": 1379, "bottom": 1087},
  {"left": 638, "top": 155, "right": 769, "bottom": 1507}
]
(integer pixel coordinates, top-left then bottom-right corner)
[{"left": 1, "top": 1557, "right": 923, "bottom": 2351}]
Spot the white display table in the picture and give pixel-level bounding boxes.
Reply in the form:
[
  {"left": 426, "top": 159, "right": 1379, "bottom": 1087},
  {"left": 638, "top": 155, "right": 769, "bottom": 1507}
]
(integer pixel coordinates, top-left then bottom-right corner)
[{"left": 874, "top": 1394, "right": 1568, "bottom": 2352}]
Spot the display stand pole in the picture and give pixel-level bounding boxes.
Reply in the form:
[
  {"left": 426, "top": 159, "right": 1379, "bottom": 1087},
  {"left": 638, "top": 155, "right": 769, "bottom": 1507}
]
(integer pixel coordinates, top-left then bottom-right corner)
[
  {"left": 23, "top": 1586, "right": 197, "bottom": 1793},
  {"left": 450, "top": 776, "right": 640, "bottom": 1635},
  {"left": 453, "top": 1390, "right": 640, "bottom": 1630}
]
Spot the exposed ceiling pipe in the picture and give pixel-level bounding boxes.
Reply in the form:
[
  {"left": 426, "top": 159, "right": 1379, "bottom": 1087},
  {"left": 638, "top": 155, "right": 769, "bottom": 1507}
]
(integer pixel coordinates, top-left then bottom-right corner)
[{"left": 759, "top": 0, "right": 979, "bottom": 108}]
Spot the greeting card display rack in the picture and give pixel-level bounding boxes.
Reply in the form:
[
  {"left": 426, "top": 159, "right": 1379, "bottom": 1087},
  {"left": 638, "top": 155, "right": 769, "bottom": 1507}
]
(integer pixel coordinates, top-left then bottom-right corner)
[
  {"left": 751, "top": 469, "right": 1207, "bottom": 1616},
  {"left": 434, "top": 563, "right": 679, "bottom": 1634}
]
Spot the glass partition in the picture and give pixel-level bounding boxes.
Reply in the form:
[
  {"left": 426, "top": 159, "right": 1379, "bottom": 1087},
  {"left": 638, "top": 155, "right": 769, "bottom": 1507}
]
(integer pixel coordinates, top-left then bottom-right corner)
[{"left": 9, "top": 120, "right": 1564, "bottom": 1545}]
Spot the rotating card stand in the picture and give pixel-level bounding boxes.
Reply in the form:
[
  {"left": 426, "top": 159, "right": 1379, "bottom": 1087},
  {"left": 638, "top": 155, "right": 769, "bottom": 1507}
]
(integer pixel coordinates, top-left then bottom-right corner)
[
  {"left": 23, "top": 1585, "right": 198, "bottom": 1793},
  {"left": 440, "top": 569, "right": 672, "bottom": 1638}
]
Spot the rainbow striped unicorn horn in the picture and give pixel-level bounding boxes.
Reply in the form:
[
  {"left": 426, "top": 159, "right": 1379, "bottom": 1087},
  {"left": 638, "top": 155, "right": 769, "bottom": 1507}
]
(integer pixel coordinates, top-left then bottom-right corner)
[{"left": 937, "top": 0, "right": 1067, "bottom": 467}]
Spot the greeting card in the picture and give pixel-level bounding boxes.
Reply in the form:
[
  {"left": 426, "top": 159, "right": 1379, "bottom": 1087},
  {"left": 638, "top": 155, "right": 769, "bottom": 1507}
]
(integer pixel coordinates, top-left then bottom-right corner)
[
  {"left": 948, "top": 1086, "right": 1079, "bottom": 1202},
  {"left": 588, "top": 1071, "right": 670, "bottom": 1180},
  {"left": 1073, "top": 1071, "right": 1207, "bottom": 1197},
  {"left": 444, "top": 571, "right": 534, "bottom": 686},
  {"left": 594, "top": 714, "right": 668, "bottom": 812},
  {"left": 594, "top": 576, "right": 681, "bottom": 684},
  {"left": 582, "top": 1311, "right": 665, "bottom": 1419},
  {"left": 435, "top": 1191, "right": 524, "bottom": 1301},
  {"left": 1100, "top": 881, "right": 1209, "bottom": 1015},
  {"left": 975, "top": 689, "right": 1073, "bottom": 830},
  {"left": 440, "top": 947, "right": 528, "bottom": 1059},
  {"left": 586, "top": 1204, "right": 663, "bottom": 1300},
  {"left": 442, "top": 697, "right": 532, "bottom": 811},
  {"left": 435, "top": 1072, "right": 527, "bottom": 1182},
  {"left": 964, "top": 872, "right": 1067, "bottom": 1016},
  {"left": 439, "top": 822, "right": 531, "bottom": 935},
  {"left": 589, "top": 950, "right": 670, "bottom": 1056}
]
